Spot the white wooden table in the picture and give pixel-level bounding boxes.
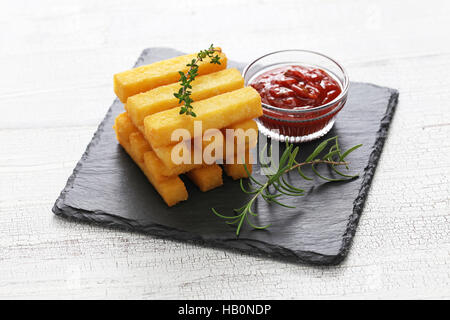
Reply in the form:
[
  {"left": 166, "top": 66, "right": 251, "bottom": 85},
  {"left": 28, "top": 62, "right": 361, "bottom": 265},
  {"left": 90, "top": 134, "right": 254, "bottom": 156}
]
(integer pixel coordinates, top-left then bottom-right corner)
[{"left": 1, "top": 0, "right": 449, "bottom": 299}]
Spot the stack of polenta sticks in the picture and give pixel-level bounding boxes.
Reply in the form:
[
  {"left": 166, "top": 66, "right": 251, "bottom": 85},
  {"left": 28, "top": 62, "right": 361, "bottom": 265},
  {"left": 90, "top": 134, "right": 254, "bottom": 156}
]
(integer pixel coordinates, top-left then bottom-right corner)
[{"left": 113, "top": 49, "right": 263, "bottom": 207}]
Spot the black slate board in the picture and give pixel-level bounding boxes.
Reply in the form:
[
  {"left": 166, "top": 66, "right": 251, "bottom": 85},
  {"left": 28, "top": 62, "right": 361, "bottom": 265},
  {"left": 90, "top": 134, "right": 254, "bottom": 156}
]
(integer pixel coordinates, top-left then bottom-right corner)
[{"left": 53, "top": 48, "right": 399, "bottom": 265}]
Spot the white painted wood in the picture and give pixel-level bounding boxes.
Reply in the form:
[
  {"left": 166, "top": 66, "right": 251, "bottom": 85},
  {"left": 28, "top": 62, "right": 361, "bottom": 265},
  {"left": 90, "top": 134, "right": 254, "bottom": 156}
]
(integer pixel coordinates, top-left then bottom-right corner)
[{"left": 0, "top": 0, "right": 449, "bottom": 299}]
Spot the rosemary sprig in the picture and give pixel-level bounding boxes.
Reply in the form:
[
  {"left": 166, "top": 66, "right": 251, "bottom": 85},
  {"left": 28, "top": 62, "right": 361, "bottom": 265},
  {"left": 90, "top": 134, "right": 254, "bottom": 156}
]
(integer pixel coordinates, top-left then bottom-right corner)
[
  {"left": 212, "top": 136, "right": 363, "bottom": 236},
  {"left": 174, "top": 44, "right": 222, "bottom": 117}
]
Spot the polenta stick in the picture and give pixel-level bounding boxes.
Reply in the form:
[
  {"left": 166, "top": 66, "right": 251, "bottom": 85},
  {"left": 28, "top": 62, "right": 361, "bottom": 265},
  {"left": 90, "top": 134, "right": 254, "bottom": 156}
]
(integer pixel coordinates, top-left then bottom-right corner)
[
  {"left": 187, "top": 164, "right": 223, "bottom": 192},
  {"left": 114, "top": 50, "right": 227, "bottom": 103},
  {"left": 116, "top": 112, "right": 222, "bottom": 177},
  {"left": 224, "top": 163, "right": 253, "bottom": 180},
  {"left": 222, "top": 119, "right": 258, "bottom": 163},
  {"left": 113, "top": 113, "right": 188, "bottom": 206},
  {"left": 153, "top": 130, "right": 224, "bottom": 170},
  {"left": 222, "top": 119, "right": 258, "bottom": 180},
  {"left": 223, "top": 150, "right": 255, "bottom": 180},
  {"left": 159, "top": 160, "right": 201, "bottom": 177},
  {"left": 113, "top": 112, "right": 136, "bottom": 147},
  {"left": 144, "top": 87, "right": 263, "bottom": 148},
  {"left": 126, "top": 68, "right": 244, "bottom": 132},
  {"left": 152, "top": 131, "right": 223, "bottom": 176}
]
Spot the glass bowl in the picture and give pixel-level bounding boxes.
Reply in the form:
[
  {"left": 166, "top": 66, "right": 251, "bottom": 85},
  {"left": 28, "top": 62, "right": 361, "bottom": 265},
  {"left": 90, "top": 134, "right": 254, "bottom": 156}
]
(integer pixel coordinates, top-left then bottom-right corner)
[{"left": 243, "top": 50, "right": 349, "bottom": 143}]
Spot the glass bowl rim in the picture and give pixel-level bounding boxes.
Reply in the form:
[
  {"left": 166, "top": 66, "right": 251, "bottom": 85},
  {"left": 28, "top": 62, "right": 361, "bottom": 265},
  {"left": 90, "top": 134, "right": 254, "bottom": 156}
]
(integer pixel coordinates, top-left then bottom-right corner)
[{"left": 242, "top": 49, "right": 349, "bottom": 114}]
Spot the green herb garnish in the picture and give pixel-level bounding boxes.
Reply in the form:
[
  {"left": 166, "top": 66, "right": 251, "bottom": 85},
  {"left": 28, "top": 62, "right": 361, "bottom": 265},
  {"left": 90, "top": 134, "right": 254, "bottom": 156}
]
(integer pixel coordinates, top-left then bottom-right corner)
[
  {"left": 212, "top": 136, "right": 363, "bottom": 236},
  {"left": 174, "top": 44, "right": 222, "bottom": 117}
]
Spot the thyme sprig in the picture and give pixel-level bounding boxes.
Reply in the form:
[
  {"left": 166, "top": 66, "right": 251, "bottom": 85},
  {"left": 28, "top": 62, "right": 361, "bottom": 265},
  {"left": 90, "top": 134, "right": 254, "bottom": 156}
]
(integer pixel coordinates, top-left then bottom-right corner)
[
  {"left": 212, "top": 136, "right": 363, "bottom": 236},
  {"left": 174, "top": 44, "right": 222, "bottom": 117}
]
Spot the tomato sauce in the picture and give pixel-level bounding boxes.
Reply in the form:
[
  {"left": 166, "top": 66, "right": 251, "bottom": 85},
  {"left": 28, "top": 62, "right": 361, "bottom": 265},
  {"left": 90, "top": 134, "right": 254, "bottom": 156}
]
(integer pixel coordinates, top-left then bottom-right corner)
[
  {"left": 250, "top": 65, "right": 345, "bottom": 139},
  {"left": 251, "top": 65, "right": 341, "bottom": 110}
]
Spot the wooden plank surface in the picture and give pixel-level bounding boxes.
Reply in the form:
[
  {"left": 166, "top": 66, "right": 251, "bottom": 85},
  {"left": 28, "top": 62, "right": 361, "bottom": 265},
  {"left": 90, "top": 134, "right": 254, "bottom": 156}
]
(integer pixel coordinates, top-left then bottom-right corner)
[{"left": 0, "top": 0, "right": 449, "bottom": 299}]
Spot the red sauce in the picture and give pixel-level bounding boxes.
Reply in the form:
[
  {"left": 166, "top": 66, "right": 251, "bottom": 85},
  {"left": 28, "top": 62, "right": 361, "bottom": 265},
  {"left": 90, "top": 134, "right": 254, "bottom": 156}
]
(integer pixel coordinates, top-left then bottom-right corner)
[
  {"left": 250, "top": 65, "right": 342, "bottom": 110},
  {"left": 249, "top": 65, "right": 345, "bottom": 138}
]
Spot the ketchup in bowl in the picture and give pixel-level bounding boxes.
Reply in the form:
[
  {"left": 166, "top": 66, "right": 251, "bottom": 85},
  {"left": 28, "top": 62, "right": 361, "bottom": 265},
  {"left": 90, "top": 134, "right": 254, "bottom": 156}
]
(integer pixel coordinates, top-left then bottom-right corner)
[
  {"left": 250, "top": 65, "right": 342, "bottom": 110},
  {"left": 244, "top": 50, "right": 349, "bottom": 143}
]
